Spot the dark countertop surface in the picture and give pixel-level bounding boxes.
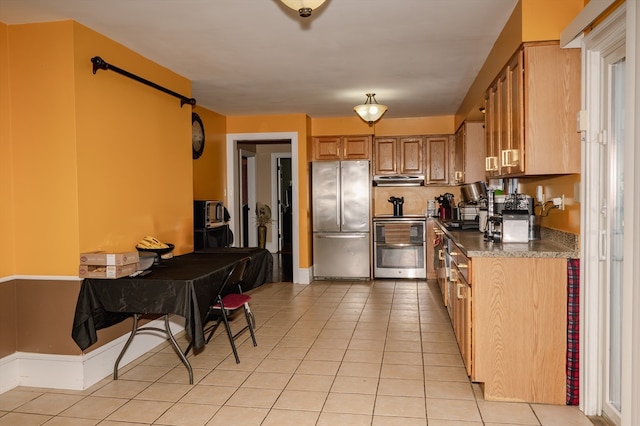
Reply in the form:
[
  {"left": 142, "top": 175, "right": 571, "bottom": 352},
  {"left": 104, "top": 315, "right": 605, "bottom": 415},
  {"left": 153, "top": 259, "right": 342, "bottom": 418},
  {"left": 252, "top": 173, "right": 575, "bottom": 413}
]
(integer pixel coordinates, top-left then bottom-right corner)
[{"left": 435, "top": 220, "right": 579, "bottom": 259}]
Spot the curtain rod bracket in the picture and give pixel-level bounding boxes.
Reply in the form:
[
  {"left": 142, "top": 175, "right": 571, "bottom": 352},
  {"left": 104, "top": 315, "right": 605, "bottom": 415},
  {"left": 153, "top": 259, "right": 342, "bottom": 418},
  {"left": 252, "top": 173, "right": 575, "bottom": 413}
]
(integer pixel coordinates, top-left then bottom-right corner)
[{"left": 91, "top": 56, "right": 196, "bottom": 107}]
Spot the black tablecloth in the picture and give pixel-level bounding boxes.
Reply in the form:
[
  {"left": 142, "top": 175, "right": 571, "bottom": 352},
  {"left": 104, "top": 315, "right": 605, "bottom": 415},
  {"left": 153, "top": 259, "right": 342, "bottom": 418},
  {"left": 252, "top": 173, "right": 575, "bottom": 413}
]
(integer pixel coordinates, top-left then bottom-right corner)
[{"left": 72, "top": 248, "right": 273, "bottom": 352}]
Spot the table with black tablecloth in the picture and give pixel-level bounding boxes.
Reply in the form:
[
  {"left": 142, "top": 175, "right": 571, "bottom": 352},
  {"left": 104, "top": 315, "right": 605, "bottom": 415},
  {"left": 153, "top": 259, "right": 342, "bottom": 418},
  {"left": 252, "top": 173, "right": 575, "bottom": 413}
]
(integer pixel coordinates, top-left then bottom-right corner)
[{"left": 71, "top": 248, "right": 272, "bottom": 383}]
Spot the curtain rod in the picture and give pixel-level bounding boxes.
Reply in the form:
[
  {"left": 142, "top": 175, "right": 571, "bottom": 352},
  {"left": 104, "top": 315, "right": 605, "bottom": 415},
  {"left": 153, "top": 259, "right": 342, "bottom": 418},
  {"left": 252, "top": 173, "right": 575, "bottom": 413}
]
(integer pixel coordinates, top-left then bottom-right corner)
[{"left": 91, "top": 56, "right": 196, "bottom": 107}]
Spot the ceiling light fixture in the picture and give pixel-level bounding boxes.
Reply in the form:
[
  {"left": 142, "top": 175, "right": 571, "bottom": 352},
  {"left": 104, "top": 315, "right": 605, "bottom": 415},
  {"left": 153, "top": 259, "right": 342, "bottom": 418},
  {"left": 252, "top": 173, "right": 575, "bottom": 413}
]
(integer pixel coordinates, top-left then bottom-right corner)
[
  {"left": 354, "top": 93, "right": 388, "bottom": 125},
  {"left": 279, "top": 0, "right": 327, "bottom": 17}
]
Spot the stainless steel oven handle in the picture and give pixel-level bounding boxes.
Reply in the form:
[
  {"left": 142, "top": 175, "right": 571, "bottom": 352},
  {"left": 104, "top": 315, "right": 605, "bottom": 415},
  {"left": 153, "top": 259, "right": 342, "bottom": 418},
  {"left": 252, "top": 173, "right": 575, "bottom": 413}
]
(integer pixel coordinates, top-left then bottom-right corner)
[{"left": 317, "top": 234, "right": 368, "bottom": 239}]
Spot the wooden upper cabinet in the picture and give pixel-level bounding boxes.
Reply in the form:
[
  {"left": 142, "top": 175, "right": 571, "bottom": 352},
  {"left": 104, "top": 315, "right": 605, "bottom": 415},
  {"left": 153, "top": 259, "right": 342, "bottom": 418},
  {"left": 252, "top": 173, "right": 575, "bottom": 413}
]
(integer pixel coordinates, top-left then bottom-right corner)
[
  {"left": 398, "top": 136, "right": 423, "bottom": 174},
  {"left": 373, "top": 136, "right": 424, "bottom": 175},
  {"left": 373, "top": 137, "right": 398, "bottom": 174},
  {"left": 455, "top": 122, "right": 485, "bottom": 184},
  {"left": 425, "top": 135, "right": 451, "bottom": 185},
  {"left": 483, "top": 42, "right": 581, "bottom": 177},
  {"left": 343, "top": 136, "right": 370, "bottom": 160},
  {"left": 313, "top": 135, "right": 371, "bottom": 161}
]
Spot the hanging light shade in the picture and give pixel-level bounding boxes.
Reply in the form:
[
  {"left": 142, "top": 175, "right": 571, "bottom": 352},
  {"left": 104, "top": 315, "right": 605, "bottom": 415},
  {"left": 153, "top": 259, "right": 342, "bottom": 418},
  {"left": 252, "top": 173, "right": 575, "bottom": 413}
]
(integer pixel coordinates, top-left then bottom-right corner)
[
  {"left": 354, "top": 93, "right": 388, "bottom": 125},
  {"left": 279, "top": 0, "right": 327, "bottom": 17}
]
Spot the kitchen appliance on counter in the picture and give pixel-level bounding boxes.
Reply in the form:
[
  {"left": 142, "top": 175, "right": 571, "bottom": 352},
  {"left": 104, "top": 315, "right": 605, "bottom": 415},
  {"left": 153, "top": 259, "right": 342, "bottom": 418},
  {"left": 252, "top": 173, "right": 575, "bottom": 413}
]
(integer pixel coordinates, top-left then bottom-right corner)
[
  {"left": 388, "top": 196, "right": 404, "bottom": 217},
  {"left": 435, "top": 193, "right": 455, "bottom": 220},
  {"left": 502, "top": 210, "right": 530, "bottom": 243},
  {"left": 312, "top": 161, "right": 370, "bottom": 279},
  {"left": 459, "top": 181, "right": 487, "bottom": 205},
  {"left": 373, "top": 216, "right": 426, "bottom": 279}
]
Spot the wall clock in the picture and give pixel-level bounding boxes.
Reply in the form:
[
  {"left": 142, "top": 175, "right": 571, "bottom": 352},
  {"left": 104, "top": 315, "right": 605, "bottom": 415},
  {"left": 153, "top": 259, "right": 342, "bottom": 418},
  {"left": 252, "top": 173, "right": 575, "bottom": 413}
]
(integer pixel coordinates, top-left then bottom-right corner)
[{"left": 192, "top": 112, "right": 205, "bottom": 159}]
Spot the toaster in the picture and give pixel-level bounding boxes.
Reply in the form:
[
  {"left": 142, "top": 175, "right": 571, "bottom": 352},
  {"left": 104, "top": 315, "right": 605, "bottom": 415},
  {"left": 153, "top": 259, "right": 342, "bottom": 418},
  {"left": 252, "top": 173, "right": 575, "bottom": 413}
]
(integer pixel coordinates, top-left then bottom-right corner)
[{"left": 501, "top": 210, "right": 530, "bottom": 243}]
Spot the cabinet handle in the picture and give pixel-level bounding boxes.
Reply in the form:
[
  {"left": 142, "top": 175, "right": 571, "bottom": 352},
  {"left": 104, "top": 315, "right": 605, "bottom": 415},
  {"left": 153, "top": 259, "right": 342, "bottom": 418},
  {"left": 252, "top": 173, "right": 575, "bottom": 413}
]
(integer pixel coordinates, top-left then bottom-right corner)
[
  {"left": 438, "top": 249, "right": 444, "bottom": 260},
  {"left": 457, "top": 283, "right": 466, "bottom": 299},
  {"left": 457, "top": 264, "right": 468, "bottom": 269},
  {"left": 501, "top": 150, "right": 509, "bottom": 167},
  {"left": 485, "top": 156, "right": 499, "bottom": 171},
  {"left": 454, "top": 171, "right": 463, "bottom": 182}
]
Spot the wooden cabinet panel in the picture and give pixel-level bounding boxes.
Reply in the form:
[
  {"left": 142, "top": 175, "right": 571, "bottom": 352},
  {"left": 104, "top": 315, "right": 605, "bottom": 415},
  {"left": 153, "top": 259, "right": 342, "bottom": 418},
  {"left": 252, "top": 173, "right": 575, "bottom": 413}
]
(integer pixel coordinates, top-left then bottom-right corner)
[
  {"left": 343, "top": 136, "right": 370, "bottom": 160},
  {"left": 313, "top": 136, "right": 341, "bottom": 161},
  {"left": 373, "top": 137, "right": 397, "bottom": 174},
  {"left": 472, "top": 256, "right": 567, "bottom": 404},
  {"left": 425, "top": 136, "right": 450, "bottom": 184},
  {"left": 313, "top": 135, "right": 371, "bottom": 161},
  {"left": 398, "top": 136, "right": 424, "bottom": 174},
  {"left": 455, "top": 122, "right": 485, "bottom": 184}
]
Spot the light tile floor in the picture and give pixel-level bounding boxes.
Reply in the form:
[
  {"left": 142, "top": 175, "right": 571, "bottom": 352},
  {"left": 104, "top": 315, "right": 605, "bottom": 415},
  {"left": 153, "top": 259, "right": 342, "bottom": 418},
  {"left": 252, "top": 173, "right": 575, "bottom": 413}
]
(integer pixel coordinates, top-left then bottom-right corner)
[{"left": 0, "top": 279, "right": 596, "bottom": 426}]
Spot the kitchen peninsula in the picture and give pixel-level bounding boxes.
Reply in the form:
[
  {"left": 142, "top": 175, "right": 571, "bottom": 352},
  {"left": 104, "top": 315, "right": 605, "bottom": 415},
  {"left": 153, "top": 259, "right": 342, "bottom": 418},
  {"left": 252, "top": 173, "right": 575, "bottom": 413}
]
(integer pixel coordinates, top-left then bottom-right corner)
[{"left": 435, "top": 222, "right": 579, "bottom": 404}]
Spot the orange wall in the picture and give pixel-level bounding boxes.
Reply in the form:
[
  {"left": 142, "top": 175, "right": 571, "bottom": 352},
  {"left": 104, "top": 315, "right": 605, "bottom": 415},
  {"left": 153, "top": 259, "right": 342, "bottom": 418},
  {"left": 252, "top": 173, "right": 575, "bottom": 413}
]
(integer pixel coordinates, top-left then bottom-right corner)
[
  {"left": 7, "top": 21, "right": 80, "bottom": 276},
  {"left": 193, "top": 107, "right": 227, "bottom": 201},
  {"left": 2, "top": 20, "right": 196, "bottom": 278},
  {"left": 0, "top": 22, "right": 15, "bottom": 278},
  {"left": 519, "top": 175, "right": 580, "bottom": 234},
  {"left": 522, "top": 0, "right": 585, "bottom": 42},
  {"left": 73, "top": 22, "right": 194, "bottom": 259}
]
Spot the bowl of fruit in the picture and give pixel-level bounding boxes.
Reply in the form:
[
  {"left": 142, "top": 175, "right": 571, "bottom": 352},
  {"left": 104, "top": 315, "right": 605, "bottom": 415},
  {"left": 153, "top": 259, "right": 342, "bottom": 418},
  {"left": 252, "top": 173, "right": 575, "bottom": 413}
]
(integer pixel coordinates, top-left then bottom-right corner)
[{"left": 136, "top": 236, "right": 174, "bottom": 265}]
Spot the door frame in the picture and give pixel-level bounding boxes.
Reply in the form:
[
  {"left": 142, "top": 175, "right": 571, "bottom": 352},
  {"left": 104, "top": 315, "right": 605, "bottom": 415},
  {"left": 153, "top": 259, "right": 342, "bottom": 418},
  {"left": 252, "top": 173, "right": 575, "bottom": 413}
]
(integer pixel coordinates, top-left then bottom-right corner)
[
  {"left": 579, "top": 3, "right": 640, "bottom": 424},
  {"left": 272, "top": 152, "right": 292, "bottom": 253},
  {"left": 238, "top": 149, "right": 257, "bottom": 248},
  {"left": 226, "top": 132, "right": 302, "bottom": 283}
]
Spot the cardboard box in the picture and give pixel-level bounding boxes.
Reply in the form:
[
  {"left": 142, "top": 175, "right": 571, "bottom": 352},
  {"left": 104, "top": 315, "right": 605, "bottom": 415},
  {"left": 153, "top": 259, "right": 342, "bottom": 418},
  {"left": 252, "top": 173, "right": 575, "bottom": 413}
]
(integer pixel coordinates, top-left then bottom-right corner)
[
  {"left": 78, "top": 262, "right": 139, "bottom": 279},
  {"left": 79, "top": 251, "right": 139, "bottom": 266}
]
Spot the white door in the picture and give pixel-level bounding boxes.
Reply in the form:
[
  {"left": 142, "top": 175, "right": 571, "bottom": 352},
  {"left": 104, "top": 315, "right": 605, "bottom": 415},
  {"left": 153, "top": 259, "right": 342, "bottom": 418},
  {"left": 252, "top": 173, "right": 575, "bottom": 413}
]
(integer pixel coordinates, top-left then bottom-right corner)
[
  {"left": 581, "top": 5, "right": 633, "bottom": 425},
  {"left": 600, "top": 45, "right": 625, "bottom": 425}
]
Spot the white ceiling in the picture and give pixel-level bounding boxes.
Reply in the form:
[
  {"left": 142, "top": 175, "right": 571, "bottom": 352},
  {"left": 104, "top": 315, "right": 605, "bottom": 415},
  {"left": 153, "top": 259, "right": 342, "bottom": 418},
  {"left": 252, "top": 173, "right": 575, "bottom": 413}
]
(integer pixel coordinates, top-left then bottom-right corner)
[{"left": 0, "top": 0, "right": 518, "bottom": 119}]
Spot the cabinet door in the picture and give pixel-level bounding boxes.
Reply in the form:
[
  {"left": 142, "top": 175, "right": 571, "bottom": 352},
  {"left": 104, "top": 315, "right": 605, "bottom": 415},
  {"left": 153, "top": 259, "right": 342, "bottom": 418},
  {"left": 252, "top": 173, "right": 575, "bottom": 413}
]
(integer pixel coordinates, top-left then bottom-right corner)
[
  {"left": 464, "top": 122, "right": 486, "bottom": 184},
  {"left": 373, "top": 137, "right": 397, "bottom": 174},
  {"left": 343, "top": 136, "right": 371, "bottom": 160},
  {"left": 425, "top": 136, "right": 449, "bottom": 184},
  {"left": 398, "top": 136, "right": 424, "bottom": 175},
  {"left": 501, "top": 51, "right": 524, "bottom": 175},
  {"left": 523, "top": 43, "right": 581, "bottom": 175},
  {"left": 313, "top": 136, "right": 341, "bottom": 161},
  {"left": 485, "top": 84, "right": 501, "bottom": 176},
  {"left": 454, "top": 126, "right": 465, "bottom": 184}
]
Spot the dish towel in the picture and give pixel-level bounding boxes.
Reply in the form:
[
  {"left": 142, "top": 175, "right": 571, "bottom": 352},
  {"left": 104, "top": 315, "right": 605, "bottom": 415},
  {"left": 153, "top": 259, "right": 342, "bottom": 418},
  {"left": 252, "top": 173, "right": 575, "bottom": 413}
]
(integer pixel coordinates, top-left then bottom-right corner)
[{"left": 567, "top": 258, "right": 580, "bottom": 405}]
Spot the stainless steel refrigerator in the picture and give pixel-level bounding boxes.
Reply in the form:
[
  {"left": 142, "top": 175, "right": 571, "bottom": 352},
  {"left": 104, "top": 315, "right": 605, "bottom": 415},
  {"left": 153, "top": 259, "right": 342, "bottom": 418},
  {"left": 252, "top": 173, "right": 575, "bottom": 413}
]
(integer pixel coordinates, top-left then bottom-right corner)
[{"left": 312, "top": 160, "right": 370, "bottom": 279}]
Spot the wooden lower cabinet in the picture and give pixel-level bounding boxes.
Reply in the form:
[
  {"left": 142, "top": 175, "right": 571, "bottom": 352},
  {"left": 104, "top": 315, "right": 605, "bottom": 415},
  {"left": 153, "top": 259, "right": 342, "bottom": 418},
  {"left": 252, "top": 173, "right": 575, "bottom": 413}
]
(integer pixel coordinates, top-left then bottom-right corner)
[{"left": 471, "top": 256, "right": 568, "bottom": 404}]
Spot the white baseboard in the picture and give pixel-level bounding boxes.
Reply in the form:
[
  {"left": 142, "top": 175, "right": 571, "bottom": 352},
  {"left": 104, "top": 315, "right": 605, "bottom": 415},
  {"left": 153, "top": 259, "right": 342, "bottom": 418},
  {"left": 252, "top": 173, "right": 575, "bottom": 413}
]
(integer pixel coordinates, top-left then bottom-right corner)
[{"left": 0, "top": 316, "right": 185, "bottom": 394}]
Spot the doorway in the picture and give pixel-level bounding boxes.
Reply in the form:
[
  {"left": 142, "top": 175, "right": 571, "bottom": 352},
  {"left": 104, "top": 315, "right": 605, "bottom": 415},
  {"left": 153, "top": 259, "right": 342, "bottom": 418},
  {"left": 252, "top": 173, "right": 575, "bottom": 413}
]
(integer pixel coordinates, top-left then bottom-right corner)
[
  {"left": 581, "top": 4, "right": 638, "bottom": 425},
  {"left": 274, "top": 154, "right": 293, "bottom": 281},
  {"left": 226, "top": 132, "right": 304, "bottom": 284}
]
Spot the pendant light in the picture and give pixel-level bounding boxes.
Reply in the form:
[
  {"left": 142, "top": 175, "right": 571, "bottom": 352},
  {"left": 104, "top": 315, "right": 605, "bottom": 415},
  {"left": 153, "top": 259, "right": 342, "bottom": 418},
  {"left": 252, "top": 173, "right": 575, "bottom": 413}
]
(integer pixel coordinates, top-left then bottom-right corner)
[
  {"left": 279, "top": 0, "right": 327, "bottom": 17},
  {"left": 354, "top": 93, "right": 388, "bottom": 125}
]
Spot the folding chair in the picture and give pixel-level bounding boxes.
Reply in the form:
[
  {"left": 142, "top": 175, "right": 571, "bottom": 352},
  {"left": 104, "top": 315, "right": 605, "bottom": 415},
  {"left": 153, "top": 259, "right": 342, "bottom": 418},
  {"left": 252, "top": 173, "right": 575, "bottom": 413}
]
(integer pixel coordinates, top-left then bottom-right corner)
[{"left": 185, "top": 257, "right": 257, "bottom": 363}]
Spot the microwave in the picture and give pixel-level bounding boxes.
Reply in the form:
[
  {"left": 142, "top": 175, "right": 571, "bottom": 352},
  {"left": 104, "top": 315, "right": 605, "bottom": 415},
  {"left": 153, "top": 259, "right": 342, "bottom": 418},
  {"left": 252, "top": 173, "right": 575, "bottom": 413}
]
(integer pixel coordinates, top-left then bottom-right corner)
[{"left": 194, "top": 200, "right": 226, "bottom": 228}]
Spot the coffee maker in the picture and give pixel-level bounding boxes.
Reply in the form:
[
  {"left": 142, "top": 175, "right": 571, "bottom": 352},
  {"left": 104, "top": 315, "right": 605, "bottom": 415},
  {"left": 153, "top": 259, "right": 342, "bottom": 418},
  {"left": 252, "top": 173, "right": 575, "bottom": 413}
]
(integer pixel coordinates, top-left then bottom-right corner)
[
  {"left": 388, "top": 196, "right": 404, "bottom": 217},
  {"left": 435, "top": 193, "right": 454, "bottom": 220}
]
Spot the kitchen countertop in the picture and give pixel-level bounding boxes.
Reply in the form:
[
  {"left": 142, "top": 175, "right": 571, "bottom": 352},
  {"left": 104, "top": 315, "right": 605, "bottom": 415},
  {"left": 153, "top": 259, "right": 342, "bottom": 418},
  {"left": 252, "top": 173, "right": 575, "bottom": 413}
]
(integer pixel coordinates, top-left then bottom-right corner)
[{"left": 436, "top": 220, "right": 579, "bottom": 259}]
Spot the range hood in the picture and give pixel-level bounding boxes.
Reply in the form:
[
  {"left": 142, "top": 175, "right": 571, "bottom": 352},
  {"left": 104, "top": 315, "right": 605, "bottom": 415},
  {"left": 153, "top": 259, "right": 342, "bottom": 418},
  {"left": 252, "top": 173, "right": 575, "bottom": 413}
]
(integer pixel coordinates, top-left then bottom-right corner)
[{"left": 372, "top": 175, "right": 425, "bottom": 187}]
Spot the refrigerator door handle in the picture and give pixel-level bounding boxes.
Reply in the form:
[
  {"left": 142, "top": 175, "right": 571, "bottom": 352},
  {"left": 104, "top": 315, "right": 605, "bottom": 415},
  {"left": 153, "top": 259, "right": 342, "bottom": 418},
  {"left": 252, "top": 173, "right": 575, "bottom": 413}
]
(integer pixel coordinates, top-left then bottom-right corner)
[
  {"left": 315, "top": 234, "right": 368, "bottom": 239},
  {"left": 336, "top": 167, "right": 341, "bottom": 227},
  {"left": 340, "top": 168, "right": 345, "bottom": 227}
]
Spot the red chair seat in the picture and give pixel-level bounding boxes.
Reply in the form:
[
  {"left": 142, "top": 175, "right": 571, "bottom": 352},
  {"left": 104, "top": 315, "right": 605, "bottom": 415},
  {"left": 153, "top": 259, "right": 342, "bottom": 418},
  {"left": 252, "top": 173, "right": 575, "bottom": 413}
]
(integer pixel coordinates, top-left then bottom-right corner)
[{"left": 216, "top": 293, "right": 251, "bottom": 310}]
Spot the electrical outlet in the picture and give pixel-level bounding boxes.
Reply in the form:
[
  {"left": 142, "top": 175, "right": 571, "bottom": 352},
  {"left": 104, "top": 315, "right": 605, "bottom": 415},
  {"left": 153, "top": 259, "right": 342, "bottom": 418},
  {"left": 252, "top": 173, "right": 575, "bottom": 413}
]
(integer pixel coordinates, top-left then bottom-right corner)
[{"left": 552, "top": 195, "right": 565, "bottom": 210}]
